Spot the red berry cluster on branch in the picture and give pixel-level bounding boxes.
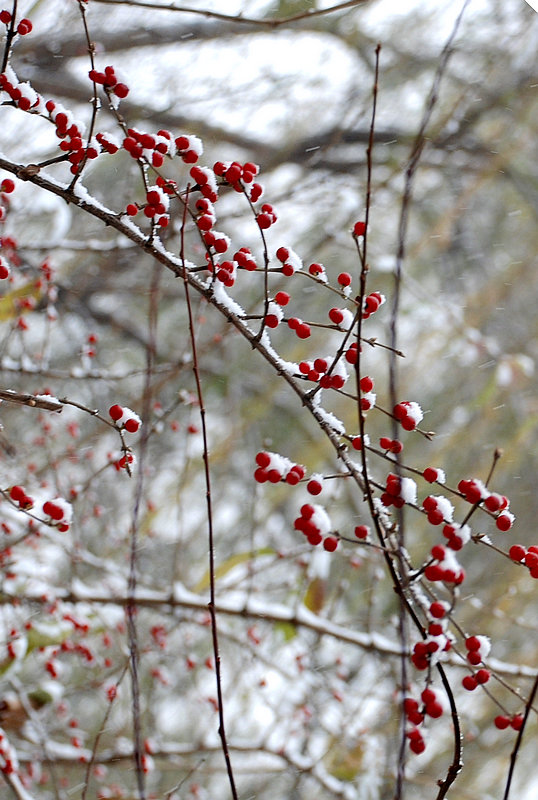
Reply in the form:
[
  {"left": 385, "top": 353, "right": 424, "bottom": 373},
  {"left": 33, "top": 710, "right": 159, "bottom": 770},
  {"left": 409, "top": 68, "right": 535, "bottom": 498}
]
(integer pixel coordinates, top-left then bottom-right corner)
[{"left": 89, "top": 65, "right": 129, "bottom": 99}]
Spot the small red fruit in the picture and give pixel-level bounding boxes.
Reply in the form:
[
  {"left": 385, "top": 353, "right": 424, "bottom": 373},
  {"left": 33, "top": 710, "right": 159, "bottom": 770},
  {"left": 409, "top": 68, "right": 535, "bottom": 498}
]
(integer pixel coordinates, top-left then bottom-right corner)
[{"left": 109, "top": 404, "right": 124, "bottom": 421}]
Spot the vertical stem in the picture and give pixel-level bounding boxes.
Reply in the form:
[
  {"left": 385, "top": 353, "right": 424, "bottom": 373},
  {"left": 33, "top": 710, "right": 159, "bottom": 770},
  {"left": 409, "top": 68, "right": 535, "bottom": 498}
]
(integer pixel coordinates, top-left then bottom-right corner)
[
  {"left": 126, "top": 261, "right": 160, "bottom": 800},
  {"left": 179, "top": 188, "right": 238, "bottom": 800}
]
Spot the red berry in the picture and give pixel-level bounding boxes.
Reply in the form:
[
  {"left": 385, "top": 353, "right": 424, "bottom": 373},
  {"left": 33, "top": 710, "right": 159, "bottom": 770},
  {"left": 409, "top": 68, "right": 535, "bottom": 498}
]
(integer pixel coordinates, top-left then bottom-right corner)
[
  {"left": 328, "top": 308, "right": 344, "bottom": 325},
  {"left": 353, "top": 221, "right": 366, "bottom": 237},
  {"left": 109, "top": 404, "right": 124, "bottom": 421},
  {"left": 425, "top": 701, "right": 443, "bottom": 718},
  {"left": 254, "top": 468, "right": 268, "bottom": 483},
  {"left": 467, "top": 651, "right": 482, "bottom": 666},
  {"left": 465, "top": 636, "right": 481, "bottom": 651},
  {"left": 124, "top": 418, "right": 140, "bottom": 433},
  {"left": 508, "top": 544, "right": 526, "bottom": 562},
  {"left": 296, "top": 323, "right": 311, "bottom": 339},
  {"left": 496, "top": 514, "right": 512, "bottom": 532},
  {"left": 462, "top": 675, "right": 477, "bottom": 691},
  {"left": 484, "top": 493, "right": 502, "bottom": 512},
  {"left": 307, "top": 479, "right": 322, "bottom": 496},
  {"left": 17, "top": 18, "right": 32, "bottom": 35},
  {"left": 510, "top": 714, "right": 523, "bottom": 731},
  {"left": 393, "top": 403, "right": 407, "bottom": 420},
  {"left": 354, "top": 525, "right": 369, "bottom": 539},
  {"left": 494, "top": 715, "right": 511, "bottom": 730},
  {"left": 274, "top": 291, "right": 290, "bottom": 306},
  {"left": 9, "top": 485, "right": 26, "bottom": 502},
  {"left": 359, "top": 375, "right": 374, "bottom": 392},
  {"left": 337, "top": 272, "right": 352, "bottom": 287},
  {"left": 409, "top": 738, "right": 426, "bottom": 755},
  {"left": 429, "top": 602, "right": 446, "bottom": 619},
  {"left": 475, "top": 669, "right": 490, "bottom": 685},
  {"left": 431, "top": 544, "right": 445, "bottom": 560},
  {"left": 257, "top": 212, "right": 272, "bottom": 229},
  {"left": 1, "top": 178, "right": 15, "bottom": 193},
  {"left": 422, "top": 495, "right": 438, "bottom": 512},
  {"left": 267, "top": 469, "right": 281, "bottom": 484},
  {"left": 423, "top": 467, "right": 438, "bottom": 483},
  {"left": 276, "top": 247, "right": 289, "bottom": 262},
  {"left": 323, "top": 536, "right": 338, "bottom": 552},
  {"left": 401, "top": 415, "right": 416, "bottom": 431}
]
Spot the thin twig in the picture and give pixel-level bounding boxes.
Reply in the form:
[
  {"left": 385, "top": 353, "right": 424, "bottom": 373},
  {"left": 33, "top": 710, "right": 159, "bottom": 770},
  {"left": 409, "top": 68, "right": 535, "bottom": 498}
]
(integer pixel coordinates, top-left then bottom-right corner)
[
  {"left": 502, "top": 671, "right": 538, "bottom": 800},
  {"left": 91, "top": 0, "right": 369, "bottom": 28},
  {"left": 179, "top": 187, "right": 238, "bottom": 800}
]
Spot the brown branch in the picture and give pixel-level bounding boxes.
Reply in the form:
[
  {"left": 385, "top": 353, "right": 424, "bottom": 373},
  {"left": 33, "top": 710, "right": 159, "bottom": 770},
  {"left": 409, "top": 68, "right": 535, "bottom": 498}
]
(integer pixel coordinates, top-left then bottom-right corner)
[{"left": 91, "top": 0, "right": 370, "bottom": 28}]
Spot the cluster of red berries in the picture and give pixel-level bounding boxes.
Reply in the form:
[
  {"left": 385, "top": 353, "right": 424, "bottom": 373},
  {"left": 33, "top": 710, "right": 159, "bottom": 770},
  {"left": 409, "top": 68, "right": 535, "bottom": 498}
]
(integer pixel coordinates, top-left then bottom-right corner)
[
  {"left": 190, "top": 167, "right": 218, "bottom": 202},
  {"left": 123, "top": 128, "right": 176, "bottom": 166},
  {"left": 46, "top": 99, "right": 97, "bottom": 173},
  {"left": 297, "top": 356, "right": 347, "bottom": 389},
  {"left": 89, "top": 66, "right": 129, "bottom": 99},
  {"left": 110, "top": 450, "right": 135, "bottom": 471},
  {"left": 411, "top": 632, "right": 452, "bottom": 671},
  {"left": 0, "top": 71, "right": 41, "bottom": 112},
  {"left": 440, "top": 522, "right": 471, "bottom": 551},
  {"left": 264, "top": 292, "right": 289, "bottom": 328},
  {"left": 457, "top": 478, "right": 514, "bottom": 530},
  {"left": 175, "top": 134, "right": 203, "bottom": 164},
  {"left": 393, "top": 400, "right": 423, "bottom": 431},
  {"left": 494, "top": 713, "right": 524, "bottom": 731},
  {"left": 379, "top": 436, "right": 403, "bottom": 454},
  {"left": 362, "top": 291, "right": 385, "bottom": 320},
  {"left": 421, "top": 494, "right": 454, "bottom": 526},
  {"left": 42, "top": 499, "right": 71, "bottom": 532},
  {"left": 424, "top": 544, "right": 465, "bottom": 584},
  {"left": 208, "top": 247, "right": 258, "bottom": 287},
  {"left": 463, "top": 634, "right": 490, "bottom": 666},
  {"left": 253, "top": 451, "right": 305, "bottom": 485},
  {"left": 358, "top": 374, "right": 376, "bottom": 412},
  {"left": 380, "top": 473, "right": 417, "bottom": 509},
  {"left": 256, "top": 203, "right": 278, "bottom": 230},
  {"left": 0, "top": 727, "right": 17, "bottom": 775},
  {"left": 275, "top": 246, "right": 302, "bottom": 277},
  {"left": 0, "top": 10, "right": 32, "bottom": 34},
  {"left": 287, "top": 317, "right": 311, "bottom": 340},
  {"left": 108, "top": 404, "right": 141, "bottom": 433},
  {"left": 403, "top": 687, "right": 445, "bottom": 754},
  {"left": 508, "top": 543, "right": 538, "bottom": 578},
  {"left": 462, "top": 668, "right": 491, "bottom": 691},
  {"left": 293, "top": 503, "right": 337, "bottom": 550},
  {"left": 9, "top": 485, "right": 33, "bottom": 509},
  {"left": 213, "top": 160, "right": 262, "bottom": 202}
]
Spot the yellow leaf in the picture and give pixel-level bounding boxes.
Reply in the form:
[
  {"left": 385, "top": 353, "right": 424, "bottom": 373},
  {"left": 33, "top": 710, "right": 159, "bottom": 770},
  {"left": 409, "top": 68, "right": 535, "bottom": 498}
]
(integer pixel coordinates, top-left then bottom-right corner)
[
  {"left": 303, "top": 577, "right": 326, "bottom": 613},
  {"left": 0, "top": 280, "right": 43, "bottom": 322}
]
